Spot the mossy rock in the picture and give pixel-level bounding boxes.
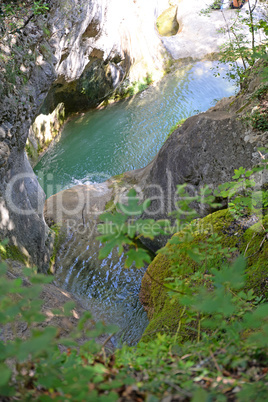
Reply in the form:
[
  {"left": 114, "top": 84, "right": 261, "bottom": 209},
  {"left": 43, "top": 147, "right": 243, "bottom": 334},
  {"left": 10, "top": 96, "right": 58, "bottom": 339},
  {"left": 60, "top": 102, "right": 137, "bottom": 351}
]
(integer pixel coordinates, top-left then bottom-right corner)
[
  {"left": 156, "top": 6, "right": 179, "bottom": 37},
  {"left": 140, "top": 209, "right": 268, "bottom": 342},
  {"left": 0, "top": 243, "right": 29, "bottom": 265}
]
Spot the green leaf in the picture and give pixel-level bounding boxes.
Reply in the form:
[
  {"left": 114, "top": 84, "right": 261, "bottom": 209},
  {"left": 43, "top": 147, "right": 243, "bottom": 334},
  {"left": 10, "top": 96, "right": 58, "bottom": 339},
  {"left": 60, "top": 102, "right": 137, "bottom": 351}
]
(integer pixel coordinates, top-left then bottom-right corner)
[
  {"left": 118, "top": 189, "right": 150, "bottom": 216},
  {"left": 99, "top": 211, "right": 127, "bottom": 226},
  {"left": 187, "top": 248, "right": 203, "bottom": 264},
  {"left": 135, "top": 218, "right": 160, "bottom": 239},
  {"left": 98, "top": 235, "right": 133, "bottom": 259},
  {"left": 64, "top": 301, "right": 76, "bottom": 316},
  {"left": 232, "top": 167, "right": 246, "bottom": 179},
  {"left": 212, "top": 256, "right": 246, "bottom": 290},
  {"left": 192, "top": 388, "right": 210, "bottom": 402},
  {"left": 0, "top": 364, "right": 11, "bottom": 387},
  {"left": 125, "top": 248, "right": 151, "bottom": 268},
  {"left": 16, "top": 327, "right": 57, "bottom": 362}
]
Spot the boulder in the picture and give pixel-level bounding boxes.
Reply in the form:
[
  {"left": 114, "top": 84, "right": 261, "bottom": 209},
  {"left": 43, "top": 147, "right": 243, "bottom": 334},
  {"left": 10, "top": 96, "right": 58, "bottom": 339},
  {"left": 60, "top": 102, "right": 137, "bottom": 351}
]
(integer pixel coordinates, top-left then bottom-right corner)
[
  {"left": 140, "top": 210, "right": 268, "bottom": 342},
  {"left": 156, "top": 6, "right": 179, "bottom": 37}
]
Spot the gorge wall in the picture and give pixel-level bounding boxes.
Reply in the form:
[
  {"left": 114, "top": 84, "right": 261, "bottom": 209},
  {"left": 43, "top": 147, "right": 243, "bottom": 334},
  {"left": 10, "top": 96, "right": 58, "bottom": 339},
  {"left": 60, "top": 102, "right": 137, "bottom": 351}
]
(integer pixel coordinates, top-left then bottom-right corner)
[{"left": 0, "top": 0, "right": 170, "bottom": 270}]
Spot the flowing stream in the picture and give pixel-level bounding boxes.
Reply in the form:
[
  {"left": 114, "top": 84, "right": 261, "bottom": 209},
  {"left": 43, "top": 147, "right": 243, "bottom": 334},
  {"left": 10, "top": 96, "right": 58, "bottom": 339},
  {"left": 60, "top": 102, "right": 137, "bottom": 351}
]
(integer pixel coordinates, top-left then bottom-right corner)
[{"left": 36, "top": 61, "right": 237, "bottom": 345}]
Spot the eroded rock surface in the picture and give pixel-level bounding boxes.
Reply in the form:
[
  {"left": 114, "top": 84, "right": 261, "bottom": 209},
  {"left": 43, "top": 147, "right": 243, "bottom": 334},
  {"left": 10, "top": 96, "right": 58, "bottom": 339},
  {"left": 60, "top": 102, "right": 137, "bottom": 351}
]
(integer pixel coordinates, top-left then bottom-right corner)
[
  {"left": 42, "top": 0, "right": 170, "bottom": 115},
  {"left": 44, "top": 179, "right": 149, "bottom": 345},
  {"left": 0, "top": 13, "right": 57, "bottom": 271},
  {"left": 0, "top": 0, "right": 170, "bottom": 270}
]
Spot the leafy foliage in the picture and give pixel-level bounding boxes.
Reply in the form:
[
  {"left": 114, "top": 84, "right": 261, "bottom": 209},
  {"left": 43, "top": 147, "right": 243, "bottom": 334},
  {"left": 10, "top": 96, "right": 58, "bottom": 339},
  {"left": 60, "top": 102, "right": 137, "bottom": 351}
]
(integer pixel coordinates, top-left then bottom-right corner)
[
  {"left": 210, "top": 1, "right": 268, "bottom": 85},
  {"left": 251, "top": 107, "right": 268, "bottom": 131},
  {"left": 0, "top": 1, "right": 49, "bottom": 36},
  {"left": 215, "top": 156, "right": 268, "bottom": 218},
  {"left": 1, "top": 159, "right": 268, "bottom": 399},
  {"left": 98, "top": 188, "right": 158, "bottom": 268},
  {"left": 0, "top": 0, "right": 51, "bottom": 97}
]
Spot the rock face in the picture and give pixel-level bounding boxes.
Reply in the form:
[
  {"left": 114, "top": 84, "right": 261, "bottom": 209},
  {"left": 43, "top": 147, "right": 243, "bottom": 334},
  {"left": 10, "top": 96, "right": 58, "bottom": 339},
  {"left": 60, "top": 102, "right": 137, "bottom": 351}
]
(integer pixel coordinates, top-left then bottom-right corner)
[
  {"left": 42, "top": 0, "right": 170, "bottom": 115},
  {"left": 27, "top": 103, "right": 65, "bottom": 165},
  {"left": 0, "top": 0, "right": 170, "bottom": 270},
  {"left": 0, "top": 13, "right": 57, "bottom": 271}
]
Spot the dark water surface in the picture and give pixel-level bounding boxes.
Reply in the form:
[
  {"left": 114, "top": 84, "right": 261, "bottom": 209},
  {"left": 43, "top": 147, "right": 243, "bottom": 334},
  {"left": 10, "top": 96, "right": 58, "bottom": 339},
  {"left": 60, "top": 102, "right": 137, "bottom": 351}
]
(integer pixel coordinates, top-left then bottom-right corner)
[{"left": 35, "top": 61, "right": 237, "bottom": 197}]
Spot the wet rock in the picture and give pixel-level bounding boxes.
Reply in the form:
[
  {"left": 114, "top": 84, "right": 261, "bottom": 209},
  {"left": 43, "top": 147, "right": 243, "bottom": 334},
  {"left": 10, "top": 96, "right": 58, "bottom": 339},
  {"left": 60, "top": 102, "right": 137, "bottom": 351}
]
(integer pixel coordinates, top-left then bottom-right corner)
[{"left": 44, "top": 181, "right": 149, "bottom": 345}]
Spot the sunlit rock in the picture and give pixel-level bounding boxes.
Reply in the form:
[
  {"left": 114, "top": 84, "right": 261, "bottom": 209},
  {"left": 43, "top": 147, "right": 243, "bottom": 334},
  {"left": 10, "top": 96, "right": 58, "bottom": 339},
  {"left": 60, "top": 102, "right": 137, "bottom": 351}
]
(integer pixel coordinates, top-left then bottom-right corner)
[{"left": 156, "top": 5, "right": 179, "bottom": 36}]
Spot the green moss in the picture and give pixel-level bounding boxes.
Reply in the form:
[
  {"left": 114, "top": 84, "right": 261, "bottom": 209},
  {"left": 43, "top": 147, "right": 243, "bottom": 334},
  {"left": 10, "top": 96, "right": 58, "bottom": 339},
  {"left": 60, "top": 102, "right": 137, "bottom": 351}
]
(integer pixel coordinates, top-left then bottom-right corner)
[
  {"left": 141, "top": 209, "right": 268, "bottom": 342},
  {"left": 236, "top": 100, "right": 251, "bottom": 114},
  {"left": 104, "top": 198, "right": 117, "bottom": 213},
  {"left": 105, "top": 172, "right": 139, "bottom": 212},
  {"left": 0, "top": 243, "right": 28, "bottom": 264},
  {"left": 25, "top": 141, "right": 38, "bottom": 164},
  {"left": 111, "top": 173, "right": 126, "bottom": 186},
  {"left": 108, "top": 172, "right": 138, "bottom": 190},
  {"left": 166, "top": 118, "right": 187, "bottom": 140},
  {"left": 243, "top": 216, "right": 268, "bottom": 298},
  {"left": 110, "top": 74, "right": 154, "bottom": 102},
  {"left": 49, "top": 224, "right": 67, "bottom": 273}
]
